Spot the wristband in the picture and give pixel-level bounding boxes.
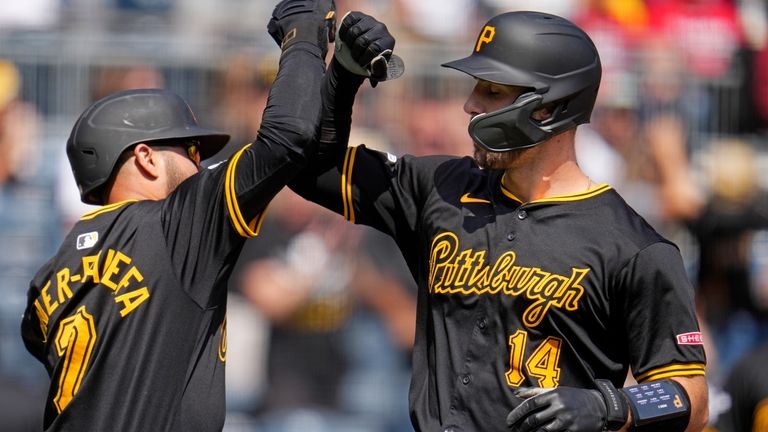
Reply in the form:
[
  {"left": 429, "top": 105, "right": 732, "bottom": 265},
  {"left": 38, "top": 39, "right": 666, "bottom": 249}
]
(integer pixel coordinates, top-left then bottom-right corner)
[
  {"left": 620, "top": 379, "right": 690, "bottom": 431},
  {"left": 594, "top": 379, "right": 629, "bottom": 431}
]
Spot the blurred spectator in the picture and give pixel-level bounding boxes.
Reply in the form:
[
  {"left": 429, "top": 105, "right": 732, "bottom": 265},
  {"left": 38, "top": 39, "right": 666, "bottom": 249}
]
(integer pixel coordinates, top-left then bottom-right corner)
[
  {"left": 0, "top": 59, "right": 53, "bottom": 431},
  {"left": 90, "top": 64, "right": 165, "bottom": 102},
  {"left": 636, "top": 36, "right": 706, "bottom": 226},
  {"left": 710, "top": 342, "right": 768, "bottom": 431},
  {"left": 646, "top": 0, "right": 746, "bottom": 135},
  {"left": 391, "top": 0, "right": 479, "bottom": 42},
  {"left": 746, "top": 0, "right": 768, "bottom": 131},
  {"left": 575, "top": 74, "right": 640, "bottom": 193},
  {"left": 576, "top": 68, "right": 704, "bottom": 235},
  {"left": 690, "top": 138, "right": 768, "bottom": 381},
  {"left": 647, "top": 0, "right": 743, "bottom": 80},
  {"left": 228, "top": 189, "right": 414, "bottom": 432},
  {"left": 572, "top": 0, "right": 648, "bottom": 107},
  {"left": 337, "top": 226, "right": 416, "bottom": 432},
  {"left": 0, "top": 62, "right": 40, "bottom": 185},
  {"left": 479, "top": 0, "right": 578, "bottom": 18}
]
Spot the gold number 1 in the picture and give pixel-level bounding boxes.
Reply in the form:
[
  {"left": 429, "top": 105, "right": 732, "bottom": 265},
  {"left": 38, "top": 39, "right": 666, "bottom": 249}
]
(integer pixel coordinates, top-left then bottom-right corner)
[{"left": 53, "top": 306, "right": 96, "bottom": 413}]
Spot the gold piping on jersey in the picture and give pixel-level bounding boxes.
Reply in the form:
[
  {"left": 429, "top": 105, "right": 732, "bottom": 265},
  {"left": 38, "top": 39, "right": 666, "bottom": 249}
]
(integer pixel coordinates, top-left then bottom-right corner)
[
  {"left": 341, "top": 146, "right": 359, "bottom": 222},
  {"left": 218, "top": 314, "right": 227, "bottom": 362},
  {"left": 250, "top": 202, "right": 270, "bottom": 235},
  {"left": 499, "top": 176, "right": 612, "bottom": 204},
  {"left": 80, "top": 200, "right": 138, "bottom": 221},
  {"left": 224, "top": 144, "right": 264, "bottom": 238},
  {"left": 635, "top": 363, "right": 707, "bottom": 383}
]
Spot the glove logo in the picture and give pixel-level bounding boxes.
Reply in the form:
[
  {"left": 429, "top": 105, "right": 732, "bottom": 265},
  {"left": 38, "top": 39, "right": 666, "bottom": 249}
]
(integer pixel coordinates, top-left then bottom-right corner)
[
  {"left": 280, "top": 28, "right": 297, "bottom": 49},
  {"left": 475, "top": 25, "right": 496, "bottom": 52}
]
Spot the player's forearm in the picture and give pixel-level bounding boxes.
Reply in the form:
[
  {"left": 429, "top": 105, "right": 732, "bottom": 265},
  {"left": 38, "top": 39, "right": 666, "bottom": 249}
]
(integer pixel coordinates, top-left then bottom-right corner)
[
  {"left": 226, "top": 44, "right": 327, "bottom": 219},
  {"left": 256, "top": 43, "right": 327, "bottom": 162},
  {"left": 316, "top": 10, "right": 394, "bottom": 153},
  {"left": 674, "top": 375, "right": 709, "bottom": 432},
  {"left": 317, "top": 58, "right": 365, "bottom": 152}
]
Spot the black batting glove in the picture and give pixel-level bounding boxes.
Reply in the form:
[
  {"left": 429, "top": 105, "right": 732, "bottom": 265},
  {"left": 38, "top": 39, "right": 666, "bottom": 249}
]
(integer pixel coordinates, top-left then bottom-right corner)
[
  {"left": 267, "top": 0, "right": 336, "bottom": 56},
  {"left": 335, "top": 11, "right": 395, "bottom": 87},
  {"left": 506, "top": 383, "right": 628, "bottom": 432}
]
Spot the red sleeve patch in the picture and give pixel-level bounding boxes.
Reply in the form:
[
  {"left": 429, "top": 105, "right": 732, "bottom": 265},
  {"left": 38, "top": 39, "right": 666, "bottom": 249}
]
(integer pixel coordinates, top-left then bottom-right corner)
[{"left": 676, "top": 332, "right": 704, "bottom": 345}]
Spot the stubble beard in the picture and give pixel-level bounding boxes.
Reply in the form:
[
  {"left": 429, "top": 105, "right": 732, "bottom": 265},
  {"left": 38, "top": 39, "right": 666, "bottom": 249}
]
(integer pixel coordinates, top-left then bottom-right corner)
[
  {"left": 473, "top": 144, "right": 528, "bottom": 170},
  {"left": 163, "top": 154, "right": 197, "bottom": 196}
]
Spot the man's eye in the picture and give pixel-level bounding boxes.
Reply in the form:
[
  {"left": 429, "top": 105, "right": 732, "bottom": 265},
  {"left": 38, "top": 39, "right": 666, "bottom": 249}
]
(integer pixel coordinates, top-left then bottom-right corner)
[{"left": 487, "top": 86, "right": 502, "bottom": 95}]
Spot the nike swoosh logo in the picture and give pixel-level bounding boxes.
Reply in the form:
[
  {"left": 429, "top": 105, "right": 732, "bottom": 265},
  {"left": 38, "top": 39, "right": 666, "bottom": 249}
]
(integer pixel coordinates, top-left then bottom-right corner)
[{"left": 460, "top": 193, "right": 491, "bottom": 204}]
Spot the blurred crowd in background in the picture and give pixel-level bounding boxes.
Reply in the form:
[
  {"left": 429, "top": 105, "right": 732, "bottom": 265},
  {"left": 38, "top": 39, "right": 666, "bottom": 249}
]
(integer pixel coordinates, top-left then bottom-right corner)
[{"left": 0, "top": 0, "right": 767, "bottom": 430}]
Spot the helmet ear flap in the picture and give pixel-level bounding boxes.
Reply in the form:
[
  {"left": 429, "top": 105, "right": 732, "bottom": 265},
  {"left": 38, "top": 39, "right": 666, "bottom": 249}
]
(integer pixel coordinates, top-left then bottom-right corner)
[{"left": 469, "top": 93, "right": 547, "bottom": 152}]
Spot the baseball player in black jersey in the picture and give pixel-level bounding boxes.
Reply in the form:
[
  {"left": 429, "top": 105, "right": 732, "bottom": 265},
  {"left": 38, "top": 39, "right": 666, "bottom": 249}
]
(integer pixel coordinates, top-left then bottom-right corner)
[
  {"left": 290, "top": 10, "right": 709, "bottom": 432},
  {"left": 19, "top": 1, "right": 335, "bottom": 430}
]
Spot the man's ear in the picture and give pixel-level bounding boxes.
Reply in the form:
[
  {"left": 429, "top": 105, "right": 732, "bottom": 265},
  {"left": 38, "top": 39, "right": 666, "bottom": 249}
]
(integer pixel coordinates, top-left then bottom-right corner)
[{"left": 133, "top": 143, "right": 161, "bottom": 179}]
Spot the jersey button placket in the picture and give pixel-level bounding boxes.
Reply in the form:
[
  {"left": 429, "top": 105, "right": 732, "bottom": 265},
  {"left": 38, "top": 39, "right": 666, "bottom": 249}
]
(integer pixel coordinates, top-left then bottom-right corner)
[{"left": 477, "top": 318, "right": 487, "bottom": 330}]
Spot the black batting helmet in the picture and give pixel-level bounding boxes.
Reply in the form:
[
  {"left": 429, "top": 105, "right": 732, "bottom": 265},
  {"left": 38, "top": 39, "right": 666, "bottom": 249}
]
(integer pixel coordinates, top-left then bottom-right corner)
[
  {"left": 67, "top": 88, "right": 230, "bottom": 205},
  {"left": 442, "top": 11, "right": 601, "bottom": 152}
]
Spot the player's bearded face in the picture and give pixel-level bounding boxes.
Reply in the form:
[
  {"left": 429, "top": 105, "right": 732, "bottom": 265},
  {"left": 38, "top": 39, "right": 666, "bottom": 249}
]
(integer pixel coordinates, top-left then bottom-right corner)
[{"left": 464, "top": 81, "right": 528, "bottom": 169}]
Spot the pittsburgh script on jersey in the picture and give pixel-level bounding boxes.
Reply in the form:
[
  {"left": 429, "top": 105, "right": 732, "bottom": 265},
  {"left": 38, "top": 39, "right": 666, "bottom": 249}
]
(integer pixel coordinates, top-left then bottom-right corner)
[
  {"left": 32, "top": 248, "right": 150, "bottom": 341},
  {"left": 429, "top": 232, "right": 588, "bottom": 327}
]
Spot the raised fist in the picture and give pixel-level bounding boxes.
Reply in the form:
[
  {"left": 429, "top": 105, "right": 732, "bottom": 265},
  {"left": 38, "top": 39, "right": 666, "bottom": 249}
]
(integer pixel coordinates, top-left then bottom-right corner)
[{"left": 267, "top": 0, "right": 336, "bottom": 55}]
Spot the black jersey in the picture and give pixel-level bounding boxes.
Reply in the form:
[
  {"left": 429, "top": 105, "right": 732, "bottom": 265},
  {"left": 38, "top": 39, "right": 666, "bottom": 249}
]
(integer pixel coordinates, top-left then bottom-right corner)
[
  {"left": 21, "top": 43, "right": 326, "bottom": 432},
  {"left": 292, "top": 146, "right": 707, "bottom": 432}
]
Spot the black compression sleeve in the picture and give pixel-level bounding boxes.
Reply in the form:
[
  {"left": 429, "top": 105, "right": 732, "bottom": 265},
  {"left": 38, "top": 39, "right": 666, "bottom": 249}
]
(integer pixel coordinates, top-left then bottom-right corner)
[
  {"left": 256, "top": 43, "right": 327, "bottom": 160},
  {"left": 317, "top": 57, "right": 365, "bottom": 154},
  {"left": 287, "top": 52, "right": 365, "bottom": 208},
  {"left": 229, "top": 43, "right": 327, "bottom": 223}
]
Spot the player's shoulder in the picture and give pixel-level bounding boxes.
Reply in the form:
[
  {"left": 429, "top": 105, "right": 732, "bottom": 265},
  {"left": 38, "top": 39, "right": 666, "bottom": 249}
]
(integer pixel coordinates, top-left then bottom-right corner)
[
  {"left": 76, "top": 199, "right": 161, "bottom": 225},
  {"left": 399, "top": 153, "right": 481, "bottom": 178},
  {"left": 591, "top": 189, "right": 671, "bottom": 249},
  {"left": 67, "top": 200, "right": 160, "bottom": 248},
  {"left": 364, "top": 148, "right": 480, "bottom": 184},
  {"left": 379, "top": 150, "right": 468, "bottom": 169}
]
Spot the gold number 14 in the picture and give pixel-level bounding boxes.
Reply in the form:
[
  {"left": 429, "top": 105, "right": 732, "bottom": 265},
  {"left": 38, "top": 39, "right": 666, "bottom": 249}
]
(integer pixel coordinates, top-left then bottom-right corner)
[{"left": 505, "top": 329, "right": 562, "bottom": 388}]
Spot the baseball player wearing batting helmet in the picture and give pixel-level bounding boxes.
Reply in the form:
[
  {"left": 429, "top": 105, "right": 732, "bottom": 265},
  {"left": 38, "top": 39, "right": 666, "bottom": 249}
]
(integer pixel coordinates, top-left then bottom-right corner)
[
  {"left": 21, "top": 1, "right": 335, "bottom": 430},
  {"left": 290, "top": 10, "right": 709, "bottom": 432}
]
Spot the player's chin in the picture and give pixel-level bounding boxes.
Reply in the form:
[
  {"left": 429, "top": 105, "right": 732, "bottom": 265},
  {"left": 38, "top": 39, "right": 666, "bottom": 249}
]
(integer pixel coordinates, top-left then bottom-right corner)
[{"left": 473, "top": 145, "right": 509, "bottom": 170}]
